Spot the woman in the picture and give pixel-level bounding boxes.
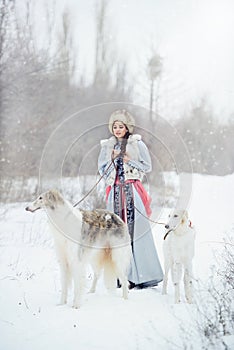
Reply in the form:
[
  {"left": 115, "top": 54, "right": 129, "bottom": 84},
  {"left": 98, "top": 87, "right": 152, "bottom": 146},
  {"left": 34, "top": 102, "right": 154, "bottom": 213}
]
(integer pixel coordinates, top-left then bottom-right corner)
[{"left": 98, "top": 109, "right": 163, "bottom": 289}]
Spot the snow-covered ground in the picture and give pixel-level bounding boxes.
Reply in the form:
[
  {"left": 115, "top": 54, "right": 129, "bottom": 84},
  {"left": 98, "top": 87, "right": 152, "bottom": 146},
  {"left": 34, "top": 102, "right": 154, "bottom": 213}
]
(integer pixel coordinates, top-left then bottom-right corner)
[{"left": 0, "top": 173, "right": 233, "bottom": 350}]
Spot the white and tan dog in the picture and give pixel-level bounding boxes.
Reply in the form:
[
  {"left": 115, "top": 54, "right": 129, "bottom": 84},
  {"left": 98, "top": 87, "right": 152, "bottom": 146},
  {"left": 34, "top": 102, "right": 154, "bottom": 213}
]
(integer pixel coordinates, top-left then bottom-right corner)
[
  {"left": 162, "top": 209, "right": 195, "bottom": 303},
  {"left": 25, "top": 190, "right": 131, "bottom": 308}
]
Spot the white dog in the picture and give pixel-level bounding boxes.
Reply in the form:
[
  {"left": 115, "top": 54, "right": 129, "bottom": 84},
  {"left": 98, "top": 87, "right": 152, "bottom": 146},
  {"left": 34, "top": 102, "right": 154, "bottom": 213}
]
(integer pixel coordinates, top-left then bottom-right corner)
[
  {"left": 162, "top": 209, "right": 195, "bottom": 303},
  {"left": 25, "top": 190, "right": 131, "bottom": 308}
]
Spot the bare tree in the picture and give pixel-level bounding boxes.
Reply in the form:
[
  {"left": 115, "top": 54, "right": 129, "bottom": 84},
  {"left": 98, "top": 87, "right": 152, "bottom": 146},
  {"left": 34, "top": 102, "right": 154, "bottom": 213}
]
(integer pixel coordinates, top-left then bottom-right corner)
[
  {"left": 0, "top": 0, "right": 135, "bottom": 202},
  {"left": 93, "top": 0, "right": 112, "bottom": 87},
  {"left": 0, "top": 0, "right": 15, "bottom": 69},
  {"left": 174, "top": 98, "right": 234, "bottom": 175},
  {"left": 0, "top": 0, "right": 16, "bottom": 180}
]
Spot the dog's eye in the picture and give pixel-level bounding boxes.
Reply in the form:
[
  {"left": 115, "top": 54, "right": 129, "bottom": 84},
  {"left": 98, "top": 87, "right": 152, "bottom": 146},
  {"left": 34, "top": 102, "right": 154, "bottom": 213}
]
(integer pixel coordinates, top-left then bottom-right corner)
[
  {"left": 39, "top": 196, "right": 43, "bottom": 200},
  {"left": 174, "top": 214, "right": 178, "bottom": 218}
]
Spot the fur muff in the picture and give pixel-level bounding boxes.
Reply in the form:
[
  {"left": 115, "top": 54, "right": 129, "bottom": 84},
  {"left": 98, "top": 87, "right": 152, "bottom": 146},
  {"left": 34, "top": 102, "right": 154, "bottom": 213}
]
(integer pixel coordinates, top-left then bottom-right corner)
[{"left": 100, "top": 134, "right": 144, "bottom": 185}]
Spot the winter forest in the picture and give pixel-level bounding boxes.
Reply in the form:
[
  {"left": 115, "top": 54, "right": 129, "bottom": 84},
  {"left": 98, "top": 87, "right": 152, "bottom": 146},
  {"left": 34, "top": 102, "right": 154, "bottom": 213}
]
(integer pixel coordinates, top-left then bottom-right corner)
[
  {"left": 0, "top": 0, "right": 234, "bottom": 349},
  {"left": 1, "top": 0, "right": 234, "bottom": 200}
]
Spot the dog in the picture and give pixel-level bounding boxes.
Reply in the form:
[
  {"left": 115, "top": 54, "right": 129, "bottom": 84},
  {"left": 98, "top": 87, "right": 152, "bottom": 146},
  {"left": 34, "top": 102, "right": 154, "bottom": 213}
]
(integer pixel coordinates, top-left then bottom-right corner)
[
  {"left": 25, "top": 189, "right": 131, "bottom": 308},
  {"left": 162, "top": 209, "right": 195, "bottom": 303}
]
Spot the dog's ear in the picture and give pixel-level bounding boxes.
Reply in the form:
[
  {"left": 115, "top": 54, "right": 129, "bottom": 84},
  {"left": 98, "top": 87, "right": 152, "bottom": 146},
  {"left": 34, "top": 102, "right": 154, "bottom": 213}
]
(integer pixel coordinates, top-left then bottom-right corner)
[
  {"left": 48, "top": 191, "right": 57, "bottom": 202},
  {"left": 50, "top": 189, "right": 63, "bottom": 200},
  {"left": 45, "top": 190, "right": 63, "bottom": 209},
  {"left": 181, "top": 210, "right": 189, "bottom": 224},
  {"left": 44, "top": 191, "right": 55, "bottom": 209}
]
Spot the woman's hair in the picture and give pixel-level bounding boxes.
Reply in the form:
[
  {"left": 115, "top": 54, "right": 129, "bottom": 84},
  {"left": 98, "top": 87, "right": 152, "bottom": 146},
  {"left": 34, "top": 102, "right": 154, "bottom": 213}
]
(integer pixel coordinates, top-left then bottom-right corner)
[{"left": 119, "top": 129, "right": 131, "bottom": 157}]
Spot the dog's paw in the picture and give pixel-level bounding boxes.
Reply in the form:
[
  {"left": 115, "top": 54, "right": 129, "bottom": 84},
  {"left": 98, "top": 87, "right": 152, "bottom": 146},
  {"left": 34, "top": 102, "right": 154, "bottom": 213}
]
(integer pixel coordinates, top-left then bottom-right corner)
[
  {"left": 88, "top": 288, "right": 96, "bottom": 294},
  {"left": 72, "top": 298, "right": 81, "bottom": 309},
  {"left": 186, "top": 298, "right": 193, "bottom": 304},
  {"left": 57, "top": 302, "right": 66, "bottom": 306},
  {"left": 123, "top": 292, "right": 128, "bottom": 300}
]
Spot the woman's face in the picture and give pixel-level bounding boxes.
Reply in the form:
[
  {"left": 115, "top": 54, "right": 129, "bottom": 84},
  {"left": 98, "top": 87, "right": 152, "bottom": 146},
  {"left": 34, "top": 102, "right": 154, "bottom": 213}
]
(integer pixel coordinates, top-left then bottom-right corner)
[{"left": 112, "top": 121, "right": 128, "bottom": 139}]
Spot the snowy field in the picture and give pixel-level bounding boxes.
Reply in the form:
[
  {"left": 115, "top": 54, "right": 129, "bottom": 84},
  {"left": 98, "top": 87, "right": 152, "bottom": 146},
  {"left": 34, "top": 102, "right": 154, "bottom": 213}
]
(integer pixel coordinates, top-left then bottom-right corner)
[{"left": 0, "top": 173, "right": 234, "bottom": 350}]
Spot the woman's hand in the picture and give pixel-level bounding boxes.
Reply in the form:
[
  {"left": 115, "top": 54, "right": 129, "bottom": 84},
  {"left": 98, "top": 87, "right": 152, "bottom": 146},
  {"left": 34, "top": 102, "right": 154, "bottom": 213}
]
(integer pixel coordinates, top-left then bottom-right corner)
[
  {"left": 123, "top": 153, "right": 130, "bottom": 163},
  {"left": 112, "top": 150, "right": 130, "bottom": 163},
  {"left": 112, "top": 149, "right": 121, "bottom": 159}
]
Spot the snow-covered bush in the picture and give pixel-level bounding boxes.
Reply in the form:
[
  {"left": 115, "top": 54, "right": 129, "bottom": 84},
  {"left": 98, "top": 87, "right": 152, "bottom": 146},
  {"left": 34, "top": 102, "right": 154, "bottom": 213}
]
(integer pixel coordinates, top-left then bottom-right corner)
[{"left": 179, "top": 234, "right": 234, "bottom": 349}]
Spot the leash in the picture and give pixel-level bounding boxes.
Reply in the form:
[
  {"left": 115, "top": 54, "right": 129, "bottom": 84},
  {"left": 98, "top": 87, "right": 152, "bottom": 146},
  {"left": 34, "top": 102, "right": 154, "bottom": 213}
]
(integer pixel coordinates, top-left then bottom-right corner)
[
  {"left": 73, "top": 161, "right": 114, "bottom": 208},
  {"left": 73, "top": 155, "right": 166, "bottom": 226},
  {"left": 163, "top": 221, "right": 193, "bottom": 240},
  {"left": 134, "top": 206, "right": 166, "bottom": 226},
  {"left": 200, "top": 241, "right": 234, "bottom": 247}
]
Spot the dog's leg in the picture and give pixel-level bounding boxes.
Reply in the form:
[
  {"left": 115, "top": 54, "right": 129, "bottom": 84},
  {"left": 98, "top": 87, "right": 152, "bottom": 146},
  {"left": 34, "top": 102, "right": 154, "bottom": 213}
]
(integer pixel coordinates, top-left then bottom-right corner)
[
  {"left": 89, "top": 260, "right": 102, "bottom": 294},
  {"left": 111, "top": 248, "right": 129, "bottom": 300},
  {"left": 89, "top": 272, "right": 98, "bottom": 294},
  {"left": 162, "top": 259, "right": 170, "bottom": 295},
  {"left": 54, "top": 238, "right": 70, "bottom": 306},
  {"left": 89, "top": 251, "right": 106, "bottom": 293},
  {"left": 122, "top": 280, "right": 128, "bottom": 300},
  {"left": 172, "top": 262, "right": 182, "bottom": 303},
  {"left": 119, "top": 272, "right": 129, "bottom": 300},
  {"left": 118, "top": 264, "right": 129, "bottom": 299},
  {"left": 72, "top": 263, "right": 85, "bottom": 309},
  {"left": 58, "top": 260, "right": 69, "bottom": 305},
  {"left": 117, "top": 271, "right": 128, "bottom": 300},
  {"left": 184, "top": 261, "right": 193, "bottom": 303}
]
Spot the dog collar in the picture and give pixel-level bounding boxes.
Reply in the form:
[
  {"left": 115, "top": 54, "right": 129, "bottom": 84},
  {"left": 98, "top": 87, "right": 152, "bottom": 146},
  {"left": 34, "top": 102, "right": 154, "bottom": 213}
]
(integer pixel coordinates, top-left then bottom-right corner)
[{"left": 163, "top": 229, "right": 174, "bottom": 240}]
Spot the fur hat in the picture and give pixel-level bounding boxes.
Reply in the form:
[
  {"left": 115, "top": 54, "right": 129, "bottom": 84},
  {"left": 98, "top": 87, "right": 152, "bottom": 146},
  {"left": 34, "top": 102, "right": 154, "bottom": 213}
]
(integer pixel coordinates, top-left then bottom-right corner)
[{"left": 109, "top": 109, "right": 135, "bottom": 134}]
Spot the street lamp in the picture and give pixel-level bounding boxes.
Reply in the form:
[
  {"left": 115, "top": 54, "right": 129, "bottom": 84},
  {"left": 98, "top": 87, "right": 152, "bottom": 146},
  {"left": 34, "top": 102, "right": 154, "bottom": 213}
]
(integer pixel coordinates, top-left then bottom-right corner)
[{"left": 147, "top": 54, "right": 162, "bottom": 124}]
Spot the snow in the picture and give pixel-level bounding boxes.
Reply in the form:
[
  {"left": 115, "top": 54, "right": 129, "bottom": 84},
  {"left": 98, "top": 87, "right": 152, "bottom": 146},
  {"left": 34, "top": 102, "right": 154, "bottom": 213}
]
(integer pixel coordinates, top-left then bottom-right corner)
[{"left": 0, "top": 173, "right": 234, "bottom": 350}]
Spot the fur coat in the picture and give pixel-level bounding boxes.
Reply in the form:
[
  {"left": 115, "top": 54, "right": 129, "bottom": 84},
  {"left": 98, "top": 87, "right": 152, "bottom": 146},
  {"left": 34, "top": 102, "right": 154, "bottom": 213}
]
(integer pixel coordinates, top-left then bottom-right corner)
[{"left": 98, "top": 134, "right": 152, "bottom": 186}]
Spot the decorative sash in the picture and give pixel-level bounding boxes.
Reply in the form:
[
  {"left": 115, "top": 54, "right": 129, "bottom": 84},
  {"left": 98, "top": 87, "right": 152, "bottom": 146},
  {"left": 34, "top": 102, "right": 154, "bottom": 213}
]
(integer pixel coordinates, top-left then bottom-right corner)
[{"left": 113, "top": 156, "right": 135, "bottom": 249}]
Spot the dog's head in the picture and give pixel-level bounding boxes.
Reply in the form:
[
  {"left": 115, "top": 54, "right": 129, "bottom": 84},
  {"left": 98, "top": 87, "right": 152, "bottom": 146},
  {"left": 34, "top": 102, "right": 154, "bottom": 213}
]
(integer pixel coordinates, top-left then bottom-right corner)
[
  {"left": 25, "top": 189, "right": 64, "bottom": 213},
  {"left": 165, "top": 209, "right": 189, "bottom": 231}
]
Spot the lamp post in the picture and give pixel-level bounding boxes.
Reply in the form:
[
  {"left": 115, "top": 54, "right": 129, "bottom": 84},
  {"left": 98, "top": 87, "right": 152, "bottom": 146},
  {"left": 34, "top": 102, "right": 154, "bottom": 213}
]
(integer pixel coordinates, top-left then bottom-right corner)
[{"left": 147, "top": 54, "right": 162, "bottom": 124}]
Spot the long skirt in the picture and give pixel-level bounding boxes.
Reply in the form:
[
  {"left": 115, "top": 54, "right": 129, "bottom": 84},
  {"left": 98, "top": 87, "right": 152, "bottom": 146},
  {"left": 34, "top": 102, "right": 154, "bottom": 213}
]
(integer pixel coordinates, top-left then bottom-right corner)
[{"left": 106, "top": 183, "right": 163, "bottom": 287}]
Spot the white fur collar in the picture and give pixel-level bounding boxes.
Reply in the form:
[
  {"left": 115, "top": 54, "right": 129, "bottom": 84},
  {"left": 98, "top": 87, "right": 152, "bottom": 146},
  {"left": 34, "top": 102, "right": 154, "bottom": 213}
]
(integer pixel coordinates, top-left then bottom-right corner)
[
  {"left": 100, "top": 134, "right": 141, "bottom": 146},
  {"left": 128, "top": 134, "right": 141, "bottom": 143}
]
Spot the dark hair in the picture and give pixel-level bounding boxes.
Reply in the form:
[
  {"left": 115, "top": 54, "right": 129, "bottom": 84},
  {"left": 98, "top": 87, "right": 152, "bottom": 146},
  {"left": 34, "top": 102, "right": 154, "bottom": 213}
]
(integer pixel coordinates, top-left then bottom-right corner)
[{"left": 119, "top": 130, "right": 131, "bottom": 157}]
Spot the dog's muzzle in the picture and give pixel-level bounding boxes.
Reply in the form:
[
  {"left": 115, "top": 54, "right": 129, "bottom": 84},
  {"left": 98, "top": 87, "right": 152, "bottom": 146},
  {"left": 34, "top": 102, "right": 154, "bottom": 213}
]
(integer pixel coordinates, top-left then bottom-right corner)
[
  {"left": 165, "top": 224, "right": 170, "bottom": 229},
  {"left": 25, "top": 206, "right": 40, "bottom": 213}
]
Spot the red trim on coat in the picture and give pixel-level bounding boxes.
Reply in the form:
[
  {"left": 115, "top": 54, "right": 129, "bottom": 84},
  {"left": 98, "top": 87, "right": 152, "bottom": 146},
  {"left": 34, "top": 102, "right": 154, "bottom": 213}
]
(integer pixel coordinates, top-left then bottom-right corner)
[{"left": 105, "top": 180, "right": 152, "bottom": 218}]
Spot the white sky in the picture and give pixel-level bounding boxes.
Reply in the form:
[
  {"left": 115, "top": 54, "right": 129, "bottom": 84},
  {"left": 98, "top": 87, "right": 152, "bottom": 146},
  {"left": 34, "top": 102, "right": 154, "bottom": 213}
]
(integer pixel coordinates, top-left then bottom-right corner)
[{"left": 20, "top": 0, "right": 234, "bottom": 121}]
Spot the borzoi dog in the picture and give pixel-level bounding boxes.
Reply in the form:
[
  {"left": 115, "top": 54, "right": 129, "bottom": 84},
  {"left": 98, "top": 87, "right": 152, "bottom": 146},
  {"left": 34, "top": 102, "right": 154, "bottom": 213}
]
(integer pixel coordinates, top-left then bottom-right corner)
[
  {"left": 25, "top": 190, "right": 131, "bottom": 308},
  {"left": 162, "top": 209, "right": 195, "bottom": 303}
]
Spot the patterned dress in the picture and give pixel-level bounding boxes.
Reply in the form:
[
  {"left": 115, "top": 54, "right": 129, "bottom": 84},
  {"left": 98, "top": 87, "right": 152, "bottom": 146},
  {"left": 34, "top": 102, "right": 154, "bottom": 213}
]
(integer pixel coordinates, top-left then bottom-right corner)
[{"left": 98, "top": 137, "right": 163, "bottom": 288}]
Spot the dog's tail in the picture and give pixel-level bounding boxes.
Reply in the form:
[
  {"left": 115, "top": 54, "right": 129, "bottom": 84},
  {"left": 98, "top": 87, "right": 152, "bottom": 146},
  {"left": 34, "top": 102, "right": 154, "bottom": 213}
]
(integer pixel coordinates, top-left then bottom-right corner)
[{"left": 103, "top": 248, "right": 116, "bottom": 291}]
